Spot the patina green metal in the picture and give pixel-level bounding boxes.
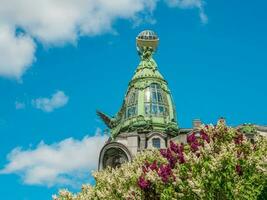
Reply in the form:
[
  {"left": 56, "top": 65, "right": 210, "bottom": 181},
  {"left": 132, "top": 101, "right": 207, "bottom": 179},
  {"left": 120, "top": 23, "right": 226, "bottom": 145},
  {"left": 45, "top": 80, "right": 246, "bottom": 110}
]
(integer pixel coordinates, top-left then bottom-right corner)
[
  {"left": 239, "top": 124, "right": 257, "bottom": 135},
  {"left": 98, "top": 30, "right": 179, "bottom": 139}
]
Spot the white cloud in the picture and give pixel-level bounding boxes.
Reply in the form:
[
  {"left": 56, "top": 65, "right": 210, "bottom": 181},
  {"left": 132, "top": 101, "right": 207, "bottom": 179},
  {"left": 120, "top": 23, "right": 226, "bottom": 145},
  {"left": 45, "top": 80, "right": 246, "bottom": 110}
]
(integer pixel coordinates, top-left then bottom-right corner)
[
  {"left": 0, "top": 0, "right": 158, "bottom": 79},
  {"left": 32, "top": 91, "right": 69, "bottom": 112},
  {"left": 0, "top": 0, "right": 157, "bottom": 45},
  {"left": 0, "top": 132, "right": 108, "bottom": 187},
  {"left": 165, "top": 0, "right": 208, "bottom": 23},
  {"left": 15, "top": 101, "right": 26, "bottom": 110},
  {"left": 0, "top": 25, "right": 36, "bottom": 80},
  {"left": 0, "top": 0, "right": 207, "bottom": 79}
]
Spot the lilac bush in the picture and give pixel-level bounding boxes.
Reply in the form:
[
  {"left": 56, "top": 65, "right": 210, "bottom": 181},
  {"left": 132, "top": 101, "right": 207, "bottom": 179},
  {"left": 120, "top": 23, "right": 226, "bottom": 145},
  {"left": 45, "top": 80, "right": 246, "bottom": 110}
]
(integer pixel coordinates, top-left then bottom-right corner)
[{"left": 55, "top": 121, "right": 267, "bottom": 200}]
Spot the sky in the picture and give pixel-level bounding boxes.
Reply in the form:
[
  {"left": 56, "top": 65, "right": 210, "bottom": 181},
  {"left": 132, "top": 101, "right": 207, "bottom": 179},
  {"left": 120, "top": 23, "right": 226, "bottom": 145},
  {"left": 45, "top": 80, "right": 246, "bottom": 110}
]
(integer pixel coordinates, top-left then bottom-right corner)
[{"left": 0, "top": 0, "right": 267, "bottom": 199}]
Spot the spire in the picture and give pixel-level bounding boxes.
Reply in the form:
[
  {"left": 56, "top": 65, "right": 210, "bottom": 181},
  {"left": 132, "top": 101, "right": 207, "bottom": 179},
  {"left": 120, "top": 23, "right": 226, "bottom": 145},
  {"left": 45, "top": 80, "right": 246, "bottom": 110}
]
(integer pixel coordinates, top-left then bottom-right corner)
[{"left": 131, "top": 30, "right": 164, "bottom": 83}]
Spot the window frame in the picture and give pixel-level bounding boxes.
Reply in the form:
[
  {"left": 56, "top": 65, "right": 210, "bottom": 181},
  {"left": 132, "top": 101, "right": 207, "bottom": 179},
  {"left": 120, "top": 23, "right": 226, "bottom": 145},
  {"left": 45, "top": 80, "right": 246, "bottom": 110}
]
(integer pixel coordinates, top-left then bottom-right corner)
[
  {"left": 152, "top": 138, "right": 161, "bottom": 148},
  {"left": 144, "top": 83, "right": 168, "bottom": 116},
  {"left": 125, "top": 89, "right": 138, "bottom": 119}
]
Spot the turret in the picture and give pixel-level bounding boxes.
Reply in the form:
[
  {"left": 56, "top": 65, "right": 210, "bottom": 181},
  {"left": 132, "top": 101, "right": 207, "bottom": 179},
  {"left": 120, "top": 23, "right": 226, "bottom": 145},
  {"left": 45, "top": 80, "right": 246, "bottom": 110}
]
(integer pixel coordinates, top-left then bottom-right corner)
[{"left": 98, "top": 30, "right": 179, "bottom": 170}]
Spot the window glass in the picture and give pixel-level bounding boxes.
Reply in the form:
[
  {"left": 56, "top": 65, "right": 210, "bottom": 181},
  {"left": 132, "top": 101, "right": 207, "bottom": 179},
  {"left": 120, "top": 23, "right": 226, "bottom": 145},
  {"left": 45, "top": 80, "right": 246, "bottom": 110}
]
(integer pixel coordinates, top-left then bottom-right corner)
[
  {"left": 152, "top": 92, "right": 157, "bottom": 103},
  {"left": 127, "top": 107, "right": 136, "bottom": 118},
  {"left": 152, "top": 138, "right": 161, "bottom": 148},
  {"left": 128, "top": 91, "right": 137, "bottom": 105},
  {"left": 125, "top": 89, "right": 138, "bottom": 119},
  {"left": 145, "top": 103, "right": 150, "bottom": 115},
  {"left": 151, "top": 104, "right": 158, "bottom": 114},
  {"left": 157, "top": 93, "right": 163, "bottom": 103},
  {"left": 144, "top": 83, "right": 168, "bottom": 116},
  {"left": 158, "top": 106, "right": 164, "bottom": 114},
  {"left": 145, "top": 88, "right": 150, "bottom": 102}
]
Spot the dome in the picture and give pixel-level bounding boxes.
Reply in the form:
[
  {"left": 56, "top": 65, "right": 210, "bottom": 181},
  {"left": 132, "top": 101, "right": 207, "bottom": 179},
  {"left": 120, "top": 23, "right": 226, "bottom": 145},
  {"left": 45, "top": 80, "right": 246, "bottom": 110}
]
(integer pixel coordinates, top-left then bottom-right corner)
[
  {"left": 98, "top": 30, "right": 178, "bottom": 139},
  {"left": 137, "top": 30, "right": 158, "bottom": 40}
]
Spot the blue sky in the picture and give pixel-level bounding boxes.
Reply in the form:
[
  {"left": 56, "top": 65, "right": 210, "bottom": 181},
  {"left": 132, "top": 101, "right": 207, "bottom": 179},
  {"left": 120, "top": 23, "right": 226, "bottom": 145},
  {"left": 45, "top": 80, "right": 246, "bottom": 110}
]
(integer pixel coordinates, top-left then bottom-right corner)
[{"left": 0, "top": 0, "right": 267, "bottom": 199}]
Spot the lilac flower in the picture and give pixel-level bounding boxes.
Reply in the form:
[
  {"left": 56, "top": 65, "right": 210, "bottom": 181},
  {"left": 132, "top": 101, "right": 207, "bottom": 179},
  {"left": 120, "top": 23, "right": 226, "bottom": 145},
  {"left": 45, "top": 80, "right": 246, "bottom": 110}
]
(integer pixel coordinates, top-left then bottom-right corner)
[
  {"left": 170, "top": 140, "right": 179, "bottom": 153},
  {"left": 187, "top": 133, "right": 197, "bottom": 143},
  {"left": 190, "top": 141, "right": 200, "bottom": 152},
  {"left": 149, "top": 160, "right": 158, "bottom": 171},
  {"left": 170, "top": 141, "right": 184, "bottom": 154},
  {"left": 179, "top": 143, "right": 184, "bottom": 152},
  {"left": 160, "top": 148, "right": 172, "bottom": 161},
  {"left": 157, "top": 164, "right": 173, "bottom": 183},
  {"left": 200, "top": 130, "right": 210, "bottom": 143},
  {"left": 178, "top": 152, "right": 186, "bottom": 164},
  {"left": 169, "top": 155, "right": 177, "bottom": 168},
  {"left": 142, "top": 165, "right": 148, "bottom": 173},
  {"left": 234, "top": 134, "right": 244, "bottom": 145},
  {"left": 138, "top": 176, "right": 150, "bottom": 190},
  {"left": 236, "top": 164, "right": 243, "bottom": 176},
  {"left": 160, "top": 149, "right": 168, "bottom": 157},
  {"left": 160, "top": 148, "right": 177, "bottom": 168}
]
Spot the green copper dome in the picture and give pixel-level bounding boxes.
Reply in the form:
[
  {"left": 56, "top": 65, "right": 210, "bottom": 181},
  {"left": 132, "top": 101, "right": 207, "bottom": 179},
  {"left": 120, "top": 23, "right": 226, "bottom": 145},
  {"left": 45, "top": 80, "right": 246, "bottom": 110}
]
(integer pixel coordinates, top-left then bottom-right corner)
[{"left": 97, "top": 30, "right": 178, "bottom": 138}]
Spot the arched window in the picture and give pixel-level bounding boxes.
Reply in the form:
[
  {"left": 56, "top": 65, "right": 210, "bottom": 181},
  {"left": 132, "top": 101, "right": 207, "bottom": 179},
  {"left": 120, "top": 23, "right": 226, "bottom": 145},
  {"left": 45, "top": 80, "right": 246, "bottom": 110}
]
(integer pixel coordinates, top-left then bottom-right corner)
[
  {"left": 144, "top": 83, "right": 168, "bottom": 116},
  {"left": 103, "top": 148, "right": 129, "bottom": 169},
  {"left": 152, "top": 138, "right": 161, "bottom": 148},
  {"left": 125, "top": 89, "right": 138, "bottom": 119}
]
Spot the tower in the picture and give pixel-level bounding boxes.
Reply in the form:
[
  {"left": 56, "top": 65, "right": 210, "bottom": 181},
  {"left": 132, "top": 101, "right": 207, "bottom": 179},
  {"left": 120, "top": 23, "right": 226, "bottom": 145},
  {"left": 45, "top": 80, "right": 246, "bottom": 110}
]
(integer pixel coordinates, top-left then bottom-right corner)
[{"left": 98, "top": 30, "right": 179, "bottom": 170}]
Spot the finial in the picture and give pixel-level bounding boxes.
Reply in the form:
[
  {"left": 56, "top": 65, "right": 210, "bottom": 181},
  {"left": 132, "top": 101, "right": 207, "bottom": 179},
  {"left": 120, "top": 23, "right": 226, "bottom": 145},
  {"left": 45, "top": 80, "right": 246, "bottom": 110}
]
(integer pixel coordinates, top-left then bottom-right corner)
[{"left": 136, "top": 30, "right": 159, "bottom": 60}]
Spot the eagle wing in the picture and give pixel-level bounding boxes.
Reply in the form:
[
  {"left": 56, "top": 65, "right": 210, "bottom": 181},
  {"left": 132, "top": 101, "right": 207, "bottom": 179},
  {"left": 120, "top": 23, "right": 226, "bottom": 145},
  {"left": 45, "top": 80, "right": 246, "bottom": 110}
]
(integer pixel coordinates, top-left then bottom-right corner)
[{"left": 96, "top": 110, "right": 114, "bottom": 128}]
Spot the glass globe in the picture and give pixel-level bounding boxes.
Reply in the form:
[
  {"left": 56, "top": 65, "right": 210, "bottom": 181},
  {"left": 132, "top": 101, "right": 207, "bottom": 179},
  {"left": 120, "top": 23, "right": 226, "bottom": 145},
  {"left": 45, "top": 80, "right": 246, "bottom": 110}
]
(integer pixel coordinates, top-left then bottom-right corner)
[{"left": 136, "top": 30, "right": 159, "bottom": 53}]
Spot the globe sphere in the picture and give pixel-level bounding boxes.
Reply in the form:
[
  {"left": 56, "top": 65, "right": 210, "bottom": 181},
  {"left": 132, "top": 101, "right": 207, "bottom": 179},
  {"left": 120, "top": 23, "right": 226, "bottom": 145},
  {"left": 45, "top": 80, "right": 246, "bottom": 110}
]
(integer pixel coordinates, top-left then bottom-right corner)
[{"left": 136, "top": 30, "right": 159, "bottom": 53}]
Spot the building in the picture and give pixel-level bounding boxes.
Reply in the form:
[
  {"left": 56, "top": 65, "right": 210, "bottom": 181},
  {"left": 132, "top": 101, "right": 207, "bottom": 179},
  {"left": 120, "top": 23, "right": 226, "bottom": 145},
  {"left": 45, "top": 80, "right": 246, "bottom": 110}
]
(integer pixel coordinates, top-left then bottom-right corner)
[{"left": 98, "top": 30, "right": 267, "bottom": 170}]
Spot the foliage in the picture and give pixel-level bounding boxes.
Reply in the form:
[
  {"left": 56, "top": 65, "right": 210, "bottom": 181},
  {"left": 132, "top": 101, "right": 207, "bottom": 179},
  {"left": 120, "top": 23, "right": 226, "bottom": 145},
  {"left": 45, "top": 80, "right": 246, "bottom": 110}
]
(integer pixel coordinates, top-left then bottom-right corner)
[{"left": 54, "top": 121, "right": 267, "bottom": 200}]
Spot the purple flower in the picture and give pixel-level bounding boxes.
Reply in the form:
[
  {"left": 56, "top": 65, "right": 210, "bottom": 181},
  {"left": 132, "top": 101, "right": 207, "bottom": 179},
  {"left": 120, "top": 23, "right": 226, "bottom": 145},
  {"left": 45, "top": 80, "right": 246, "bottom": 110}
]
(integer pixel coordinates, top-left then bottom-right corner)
[
  {"left": 170, "top": 141, "right": 177, "bottom": 151},
  {"left": 149, "top": 160, "right": 158, "bottom": 171},
  {"left": 157, "top": 164, "right": 173, "bottom": 183},
  {"left": 170, "top": 141, "right": 184, "bottom": 154},
  {"left": 142, "top": 165, "right": 148, "bottom": 173},
  {"left": 160, "top": 148, "right": 172, "bottom": 160},
  {"left": 169, "top": 155, "right": 177, "bottom": 168},
  {"left": 234, "top": 134, "right": 244, "bottom": 145},
  {"left": 187, "top": 133, "right": 197, "bottom": 143},
  {"left": 190, "top": 141, "right": 200, "bottom": 152},
  {"left": 177, "top": 152, "right": 186, "bottom": 164},
  {"left": 160, "top": 149, "right": 168, "bottom": 157},
  {"left": 236, "top": 164, "right": 243, "bottom": 176},
  {"left": 200, "top": 130, "right": 210, "bottom": 143},
  {"left": 179, "top": 143, "right": 184, "bottom": 152},
  {"left": 138, "top": 176, "right": 150, "bottom": 190},
  {"left": 142, "top": 160, "right": 159, "bottom": 173},
  {"left": 160, "top": 148, "right": 177, "bottom": 168}
]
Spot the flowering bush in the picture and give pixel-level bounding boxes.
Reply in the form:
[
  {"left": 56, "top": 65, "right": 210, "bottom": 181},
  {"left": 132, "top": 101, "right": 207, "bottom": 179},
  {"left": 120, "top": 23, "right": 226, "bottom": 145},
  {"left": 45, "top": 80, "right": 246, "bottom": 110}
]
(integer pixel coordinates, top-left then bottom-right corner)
[{"left": 54, "top": 121, "right": 267, "bottom": 200}]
